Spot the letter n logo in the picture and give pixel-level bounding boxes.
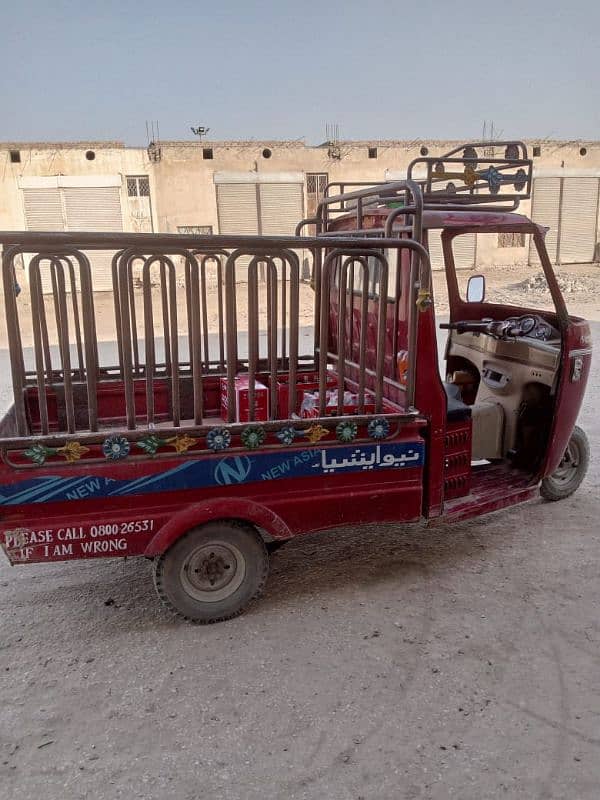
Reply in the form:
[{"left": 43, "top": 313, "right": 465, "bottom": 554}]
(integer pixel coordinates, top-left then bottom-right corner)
[{"left": 214, "top": 456, "right": 252, "bottom": 486}]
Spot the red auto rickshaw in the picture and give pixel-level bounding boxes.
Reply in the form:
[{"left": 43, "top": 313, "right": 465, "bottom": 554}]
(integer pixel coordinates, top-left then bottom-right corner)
[{"left": 0, "top": 141, "right": 590, "bottom": 622}]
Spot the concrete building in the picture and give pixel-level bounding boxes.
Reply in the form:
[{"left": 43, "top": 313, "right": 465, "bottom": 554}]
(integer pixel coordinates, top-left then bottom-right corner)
[
  {"left": 1, "top": 137, "right": 599, "bottom": 289},
  {"left": 0, "top": 142, "right": 156, "bottom": 290}
]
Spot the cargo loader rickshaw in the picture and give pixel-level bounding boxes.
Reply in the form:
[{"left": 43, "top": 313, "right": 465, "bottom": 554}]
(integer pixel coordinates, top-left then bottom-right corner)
[{"left": 0, "top": 141, "right": 591, "bottom": 622}]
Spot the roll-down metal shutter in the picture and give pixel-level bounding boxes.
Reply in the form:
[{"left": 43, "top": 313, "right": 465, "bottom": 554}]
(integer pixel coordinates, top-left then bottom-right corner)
[
  {"left": 427, "top": 230, "right": 477, "bottom": 271},
  {"left": 62, "top": 187, "right": 122, "bottom": 230},
  {"left": 21, "top": 182, "right": 123, "bottom": 292},
  {"left": 216, "top": 184, "right": 259, "bottom": 235},
  {"left": 62, "top": 187, "right": 123, "bottom": 291},
  {"left": 22, "top": 188, "right": 64, "bottom": 231},
  {"left": 259, "top": 183, "right": 304, "bottom": 278},
  {"left": 23, "top": 188, "right": 66, "bottom": 293},
  {"left": 558, "top": 178, "right": 599, "bottom": 264},
  {"left": 216, "top": 184, "right": 259, "bottom": 272},
  {"left": 216, "top": 180, "right": 303, "bottom": 272},
  {"left": 529, "top": 178, "right": 561, "bottom": 264},
  {"left": 22, "top": 188, "right": 66, "bottom": 293},
  {"left": 258, "top": 183, "right": 303, "bottom": 235}
]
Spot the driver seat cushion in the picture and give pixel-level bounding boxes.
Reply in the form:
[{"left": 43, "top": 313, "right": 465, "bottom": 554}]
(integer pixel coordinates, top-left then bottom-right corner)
[{"left": 443, "top": 382, "right": 472, "bottom": 422}]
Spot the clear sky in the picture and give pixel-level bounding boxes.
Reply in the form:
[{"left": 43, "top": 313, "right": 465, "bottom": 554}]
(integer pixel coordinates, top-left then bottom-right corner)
[{"left": 1, "top": 0, "right": 598, "bottom": 145}]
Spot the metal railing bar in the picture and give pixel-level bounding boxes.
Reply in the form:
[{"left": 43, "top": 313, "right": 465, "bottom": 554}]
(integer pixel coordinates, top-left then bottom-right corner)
[
  {"left": 28, "top": 259, "right": 50, "bottom": 436},
  {"left": 51, "top": 260, "right": 76, "bottom": 433},
  {"left": 64, "top": 257, "right": 85, "bottom": 378}
]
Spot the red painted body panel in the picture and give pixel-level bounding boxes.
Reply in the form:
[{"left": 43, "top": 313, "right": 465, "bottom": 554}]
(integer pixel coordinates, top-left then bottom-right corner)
[
  {"left": 0, "top": 424, "right": 426, "bottom": 565},
  {"left": 431, "top": 464, "right": 538, "bottom": 525},
  {"left": 539, "top": 318, "right": 592, "bottom": 476}
]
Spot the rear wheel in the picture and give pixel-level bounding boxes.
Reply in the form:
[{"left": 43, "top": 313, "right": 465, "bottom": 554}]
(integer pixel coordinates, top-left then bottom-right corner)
[
  {"left": 153, "top": 521, "right": 269, "bottom": 623},
  {"left": 540, "top": 425, "right": 589, "bottom": 501}
]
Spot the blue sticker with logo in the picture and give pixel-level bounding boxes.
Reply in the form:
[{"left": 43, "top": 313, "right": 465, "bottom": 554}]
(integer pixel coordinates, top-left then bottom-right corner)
[{"left": 0, "top": 442, "right": 424, "bottom": 506}]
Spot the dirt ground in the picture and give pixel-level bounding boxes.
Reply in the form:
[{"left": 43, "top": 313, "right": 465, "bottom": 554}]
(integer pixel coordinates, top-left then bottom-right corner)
[{"left": 1, "top": 262, "right": 599, "bottom": 799}]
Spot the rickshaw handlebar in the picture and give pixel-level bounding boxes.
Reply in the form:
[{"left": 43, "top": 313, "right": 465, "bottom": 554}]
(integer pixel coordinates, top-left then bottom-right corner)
[{"left": 440, "top": 319, "right": 523, "bottom": 339}]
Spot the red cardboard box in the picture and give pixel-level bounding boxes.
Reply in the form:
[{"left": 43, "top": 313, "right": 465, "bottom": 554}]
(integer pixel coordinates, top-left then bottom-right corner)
[
  {"left": 277, "top": 370, "right": 338, "bottom": 418},
  {"left": 220, "top": 375, "right": 269, "bottom": 422}
]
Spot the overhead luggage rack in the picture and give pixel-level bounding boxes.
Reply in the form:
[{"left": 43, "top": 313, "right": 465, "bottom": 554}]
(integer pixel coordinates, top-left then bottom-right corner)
[
  {"left": 407, "top": 140, "right": 532, "bottom": 210},
  {"left": 296, "top": 141, "right": 533, "bottom": 237}
]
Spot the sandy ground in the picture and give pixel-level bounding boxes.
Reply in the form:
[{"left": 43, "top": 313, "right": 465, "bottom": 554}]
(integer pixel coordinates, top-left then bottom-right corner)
[{"left": 1, "top": 263, "right": 599, "bottom": 799}]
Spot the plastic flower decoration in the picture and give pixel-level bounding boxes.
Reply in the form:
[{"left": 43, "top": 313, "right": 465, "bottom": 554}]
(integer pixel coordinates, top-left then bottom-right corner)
[
  {"left": 336, "top": 421, "right": 358, "bottom": 443},
  {"left": 367, "top": 417, "right": 390, "bottom": 440},
  {"left": 57, "top": 441, "right": 90, "bottom": 462},
  {"left": 102, "top": 435, "right": 131, "bottom": 460},
  {"left": 241, "top": 425, "right": 266, "bottom": 450},
  {"left": 24, "top": 443, "right": 53, "bottom": 465},
  {"left": 137, "top": 435, "right": 164, "bottom": 456},
  {"left": 171, "top": 434, "right": 198, "bottom": 454},
  {"left": 276, "top": 426, "right": 298, "bottom": 446},
  {"left": 206, "top": 427, "right": 231, "bottom": 452},
  {"left": 303, "top": 424, "right": 329, "bottom": 444}
]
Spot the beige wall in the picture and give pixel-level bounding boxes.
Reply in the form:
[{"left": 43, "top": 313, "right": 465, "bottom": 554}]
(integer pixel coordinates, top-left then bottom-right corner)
[
  {"left": 2, "top": 138, "right": 600, "bottom": 269},
  {"left": 151, "top": 139, "right": 600, "bottom": 243},
  {"left": 0, "top": 143, "right": 157, "bottom": 232}
]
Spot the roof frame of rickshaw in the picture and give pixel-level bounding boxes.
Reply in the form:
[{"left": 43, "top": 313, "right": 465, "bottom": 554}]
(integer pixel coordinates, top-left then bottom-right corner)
[{"left": 295, "top": 141, "right": 533, "bottom": 238}]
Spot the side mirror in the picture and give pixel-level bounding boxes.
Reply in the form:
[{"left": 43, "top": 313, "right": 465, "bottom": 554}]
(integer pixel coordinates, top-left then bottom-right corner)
[{"left": 466, "top": 274, "right": 485, "bottom": 303}]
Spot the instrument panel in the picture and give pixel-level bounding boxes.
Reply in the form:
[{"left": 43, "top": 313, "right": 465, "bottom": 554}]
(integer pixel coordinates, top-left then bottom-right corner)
[
  {"left": 448, "top": 325, "right": 560, "bottom": 373},
  {"left": 504, "top": 314, "right": 560, "bottom": 343}
]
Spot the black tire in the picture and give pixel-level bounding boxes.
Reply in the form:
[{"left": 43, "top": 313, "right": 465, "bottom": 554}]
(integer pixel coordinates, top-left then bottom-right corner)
[
  {"left": 540, "top": 425, "right": 589, "bottom": 501},
  {"left": 153, "top": 521, "right": 269, "bottom": 624}
]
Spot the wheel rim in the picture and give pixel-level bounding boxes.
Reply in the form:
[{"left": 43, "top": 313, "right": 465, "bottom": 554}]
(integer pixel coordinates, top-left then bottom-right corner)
[
  {"left": 180, "top": 542, "right": 246, "bottom": 603},
  {"left": 550, "top": 438, "right": 581, "bottom": 487}
]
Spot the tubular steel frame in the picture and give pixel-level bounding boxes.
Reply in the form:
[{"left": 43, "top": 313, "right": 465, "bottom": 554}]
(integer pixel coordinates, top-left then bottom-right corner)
[
  {"left": 1, "top": 144, "right": 532, "bottom": 444},
  {"left": 300, "top": 141, "right": 533, "bottom": 238},
  {"left": 1, "top": 229, "right": 431, "bottom": 442}
]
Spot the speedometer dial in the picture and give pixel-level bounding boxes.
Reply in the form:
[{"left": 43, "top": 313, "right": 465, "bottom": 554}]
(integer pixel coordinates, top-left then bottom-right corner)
[{"left": 519, "top": 316, "right": 537, "bottom": 336}]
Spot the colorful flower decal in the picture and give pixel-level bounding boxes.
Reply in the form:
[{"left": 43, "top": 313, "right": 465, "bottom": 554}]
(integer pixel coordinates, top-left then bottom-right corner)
[
  {"left": 24, "top": 440, "right": 91, "bottom": 465},
  {"left": 303, "top": 423, "right": 329, "bottom": 444},
  {"left": 136, "top": 433, "right": 199, "bottom": 456},
  {"left": 336, "top": 421, "right": 357, "bottom": 443},
  {"left": 24, "top": 443, "right": 55, "bottom": 465},
  {"left": 102, "top": 435, "right": 131, "bottom": 460},
  {"left": 137, "top": 435, "right": 164, "bottom": 456},
  {"left": 240, "top": 425, "right": 265, "bottom": 450},
  {"left": 57, "top": 441, "right": 90, "bottom": 462},
  {"left": 367, "top": 417, "right": 390, "bottom": 440},
  {"left": 276, "top": 426, "right": 299, "bottom": 446},
  {"left": 170, "top": 434, "right": 198, "bottom": 454},
  {"left": 206, "top": 427, "right": 231, "bottom": 452}
]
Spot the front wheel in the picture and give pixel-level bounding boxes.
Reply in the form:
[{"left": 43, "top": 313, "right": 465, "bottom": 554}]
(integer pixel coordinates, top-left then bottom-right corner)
[
  {"left": 153, "top": 521, "right": 269, "bottom": 623},
  {"left": 540, "top": 425, "right": 589, "bottom": 501}
]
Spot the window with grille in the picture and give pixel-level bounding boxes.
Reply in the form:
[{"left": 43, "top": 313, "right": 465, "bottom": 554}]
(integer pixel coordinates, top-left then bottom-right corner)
[
  {"left": 306, "top": 173, "right": 328, "bottom": 196},
  {"left": 306, "top": 174, "right": 329, "bottom": 236},
  {"left": 498, "top": 232, "right": 526, "bottom": 248},
  {"left": 177, "top": 225, "right": 213, "bottom": 235},
  {"left": 126, "top": 175, "right": 150, "bottom": 197}
]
